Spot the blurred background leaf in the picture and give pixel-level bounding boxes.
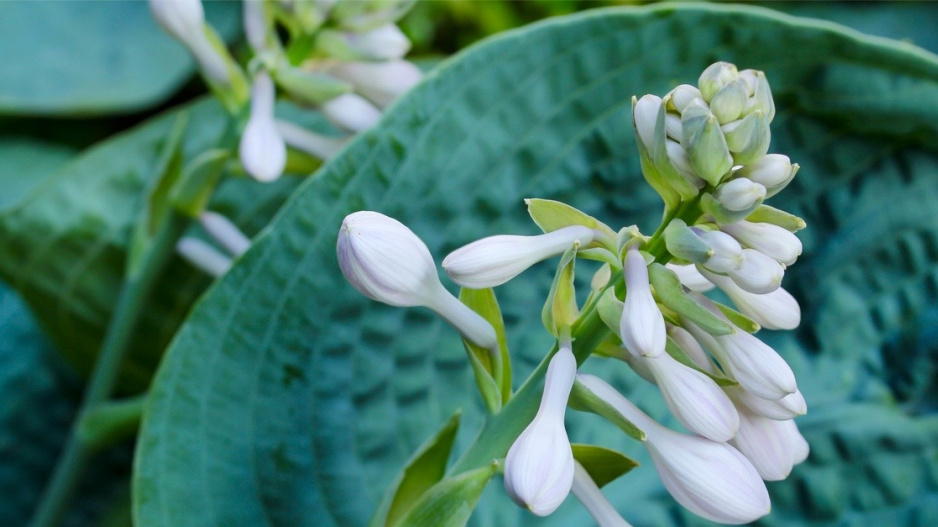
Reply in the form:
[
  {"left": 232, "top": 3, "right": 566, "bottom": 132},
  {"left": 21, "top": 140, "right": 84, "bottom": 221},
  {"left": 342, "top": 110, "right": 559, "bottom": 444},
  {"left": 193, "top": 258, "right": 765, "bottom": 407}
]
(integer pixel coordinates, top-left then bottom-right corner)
[{"left": 133, "top": 4, "right": 938, "bottom": 527}]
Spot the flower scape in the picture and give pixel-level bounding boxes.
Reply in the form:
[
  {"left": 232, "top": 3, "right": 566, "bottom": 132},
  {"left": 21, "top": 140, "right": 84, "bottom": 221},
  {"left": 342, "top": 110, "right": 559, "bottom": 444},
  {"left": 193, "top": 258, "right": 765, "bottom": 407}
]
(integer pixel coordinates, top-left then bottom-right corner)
[{"left": 338, "top": 61, "right": 808, "bottom": 525}]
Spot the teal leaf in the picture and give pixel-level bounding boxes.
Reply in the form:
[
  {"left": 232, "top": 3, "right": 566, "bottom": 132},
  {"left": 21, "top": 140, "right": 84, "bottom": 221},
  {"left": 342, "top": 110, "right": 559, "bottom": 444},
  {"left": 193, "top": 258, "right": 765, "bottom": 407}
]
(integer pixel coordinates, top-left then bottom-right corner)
[
  {"left": 134, "top": 5, "right": 938, "bottom": 527},
  {"left": 390, "top": 463, "right": 498, "bottom": 527},
  {"left": 0, "top": 2, "right": 240, "bottom": 116}
]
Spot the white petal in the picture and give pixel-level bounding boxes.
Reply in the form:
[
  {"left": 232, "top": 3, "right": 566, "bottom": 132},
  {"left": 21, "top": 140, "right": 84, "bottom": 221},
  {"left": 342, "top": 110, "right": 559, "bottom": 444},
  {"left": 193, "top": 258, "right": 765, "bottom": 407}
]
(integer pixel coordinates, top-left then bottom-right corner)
[
  {"left": 730, "top": 386, "right": 806, "bottom": 421},
  {"left": 633, "top": 95, "right": 662, "bottom": 151},
  {"left": 149, "top": 0, "right": 205, "bottom": 46},
  {"left": 785, "top": 419, "right": 810, "bottom": 465},
  {"left": 697, "top": 230, "right": 743, "bottom": 273},
  {"left": 275, "top": 120, "right": 347, "bottom": 160},
  {"left": 620, "top": 248, "right": 665, "bottom": 358},
  {"left": 667, "top": 325, "right": 716, "bottom": 374},
  {"left": 729, "top": 403, "right": 795, "bottom": 481},
  {"left": 713, "top": 178, "right": 765, "bottom": 211},
  {"left": 322, "top": 93, "right": 382, "bottom": 133},
  {"left": 721, "top": 220, "right": 802, "bottom": 266},
  {"left": 327, "top": 60, "right": 422, "bottom": 108},
  {"left": 665, "top": 263, "right": 714, "bottom": 292},
  {"left": 240, "top": 72, "right": 286, "bottom": 181},
  {"left": 443, "top": 226, "right": 594, "bottom": 289},
  {"left": 176, "top": 237, "right": 231, "bottom": 277},
  {"left": 199, "top": 211, "right": 251, "bottom": 257},
  {"left": 343, "top": 23, "right": 410, "bottom": 60},
  {"left": 571, "top": 462, "right": 632, "bottom": 527},
  {"left": 699, "top": 269, "right": 801, "bottom": 330},
  {"left": 728, "top": 249, "right": 784, "bottom": 294}
]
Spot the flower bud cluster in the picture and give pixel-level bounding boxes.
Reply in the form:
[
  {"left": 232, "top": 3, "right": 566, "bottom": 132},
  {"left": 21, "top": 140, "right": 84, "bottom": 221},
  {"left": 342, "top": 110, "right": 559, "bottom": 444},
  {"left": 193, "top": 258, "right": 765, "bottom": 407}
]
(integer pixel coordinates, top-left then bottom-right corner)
[
  {"left": 151, "top": 0, "right": 422, "bottom": 183},
  {"left": 334, "top": 62, "right": 808, "bottom": 526}
]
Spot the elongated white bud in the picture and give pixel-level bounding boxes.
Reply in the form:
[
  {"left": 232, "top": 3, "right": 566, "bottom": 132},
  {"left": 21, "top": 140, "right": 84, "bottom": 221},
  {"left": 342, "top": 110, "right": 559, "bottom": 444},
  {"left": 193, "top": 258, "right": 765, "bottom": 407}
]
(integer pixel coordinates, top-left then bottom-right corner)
[
  {"left": 785, "top": 419, "right": 810, "bottom": 465},
  {"left": 697, "top": 229, "right": 743, "bottom": 273},
  {"left": 505, "top": 344, "right": 577, "bottom": 516},
  {"left": 620, "top": 248, "right": 665, "bottom": 358},
  {"left": 633, "top": 95, "right": 662, "bottom": 151},
  {"left": 698, "top": 269, "right": 801, "bottom": 330},
  {"left": 575, "top": 374, "right": 771, "bottom": 525},
  {"left": 327, "top": 60, "right": 422, "bottom": 109},
  {"left": 343, "top": 24, "right": 411, "bottom": 60},
  {"left": 729, "top": 386, "right": 806, "bottom": 421},
  {"left": 736, "top": 154, "right": 797, "bottom": 197},
  {"left": 668, "top": 84, "right": 702, "bottom": 113},
  {"left": 243, "top": 0, "right": 267, "bottom": 51},
  {"left": 713, "top": 178, "right": 766, "bottom": 212},
  {"left": 443, "top": 225, "right": 594, "bottom": 289},
  {"left": 571, "top": 462, "right": 632, "bottom": 527},
  {"left": 665, "top": 263, "right": 714, "bottom": 292},
  {"left": 729, "top": 400, "right": 795, "bottom": 481},
  {"left": 322, "top": 93, "right": 382, "bottom": 133},
  {"left": 721, "top": 220, "right": 802, "bottom": 266},
  {"left": 176, "top": 237, "right": 232, "bottom": 277},
  {"left": 240, "top": 72, "right": 286, "bottom": 182},
  {"left": 728, "top": 248, "right": 784, "bottom": 294},
  {"left": 685, "top": 319, "right": 797, "bottom": 400},
  {"left": 668, "top": 325, "right": 717, "bottom": 373},
  {"left": 275, "top": 120, "right": 347, "bottom": 160},
  {"left": 199, "top": 211, "right": 250, "bottom": 257},
  {"left": 337, "top": 211, "right": 497, "bottom": 349},
  {"left": 642, "top": 353, "right": 739, "bottom": 441},
  {"left": 150, "top": 0, "right": 229, "bottom": 86},
  {"left": 698, "top": 62, "right": 739, "bottom": 102}
]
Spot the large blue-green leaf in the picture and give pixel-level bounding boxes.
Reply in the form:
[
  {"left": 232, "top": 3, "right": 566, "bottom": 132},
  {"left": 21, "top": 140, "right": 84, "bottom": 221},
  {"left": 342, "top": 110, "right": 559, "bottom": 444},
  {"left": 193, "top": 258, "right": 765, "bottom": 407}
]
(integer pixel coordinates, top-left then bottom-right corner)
[
  {"left": 0, "top": 98, "right": 331, "bottom": 390},
  {"left": 0, "top": 2, "right": 240, "bottom": 116},
  {"left": 134, "top": 4, "right": 938, "bottom": 527},
  {"left": 0, "top": 280, "right": 132, "bottom": 527}
]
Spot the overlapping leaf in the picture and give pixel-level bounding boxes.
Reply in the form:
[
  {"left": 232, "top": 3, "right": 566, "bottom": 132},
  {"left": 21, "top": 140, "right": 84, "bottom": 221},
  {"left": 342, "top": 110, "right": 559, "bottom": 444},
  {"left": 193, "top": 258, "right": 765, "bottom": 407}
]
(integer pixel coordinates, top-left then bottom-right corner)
[{"left": 135, "top": 5, "right": 938, "bottom": 527}]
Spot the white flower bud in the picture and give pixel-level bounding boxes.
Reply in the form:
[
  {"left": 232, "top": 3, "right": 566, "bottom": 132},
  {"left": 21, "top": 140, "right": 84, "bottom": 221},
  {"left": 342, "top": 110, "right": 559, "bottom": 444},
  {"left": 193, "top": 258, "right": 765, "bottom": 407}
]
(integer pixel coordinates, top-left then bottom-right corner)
[
  {"left": 240, "top": 72, "right": 286, "bottom": 182},
  {"left": 633, "top": 95, "right": 662, "bottom": 151},
  {"left": 642, "top": 352, "right": 739, "bottom": 442},
  {"left": 620, "top": 248, "right": 665, "bottom": 358},
  {"left": 698, "top": 269, "right": 801, "bottom": 330},
  {"left": 275, "top": 120, "right": 347, "bottom": 160},
  {"left": 176, "top": 237, "right": 232, "bottom": 277},
  {"left": 729, "top": 386, "right": 806, "bottom": 421},
  {"left": 729, "top": 401, "right": 795, "bottom": 481},
  {"left": 721, "top": 220, "right": 802, "bottom": 266},
  {"left": 736, "top": 154, "right": 798, "bottom": 198},
  {"left": 667, "top": 84, "right": 702, "bottom": 114},
  {"left": 685, "top": 319, "right": 797, "bottom": 400},
  {"left": 709, "top": 79, "right": 747, "bottom": 124},
  {"left": 698, "top": 62, "right": 739, "bottom": 102},
  {"left": 667, "top": 325, "right": 716, "bottom": 373},
  {"left": 697, "top": 229, "right": 743, "bottom": 273},
  {"left": 150, "top": 0, "right": 230, "bottom": 86},
  {"left": 343, "top": 23, "right": 411, "bottom": 60},
  {"left": 665, "top": 140, "right": 704, "bottom": 188},
  {"left": 665, "top": 114, "right": 682, "bottom": 141},
  {"left": 443, "top": 225, "right": 594, "bottom": 289},
  {"left": 712, "top": 178, "right": 766, "bottom": 212},
  {"left": 199, "top": 211, "right": 250, "bottom": 257},
  {"left": 337, "top": 211, "right": 497, "bottom": 349},
  {"left": 243, "top": 0, "right": 267, "bottom": 51},
  {"left": 744, "top": 70, "right": 776, "bottom": 122},
  {"left": 571, "top": 462, "right": 632, "bottom": 527},
  {"left": 664, "top": 263, "right": 714, "bottom": 292},
  {"left": 322, "top": 93, "right": 382, "bottom": 133},
  {"left": 326, "top": 60, "right": 422, "bottom": 109},
  {"left": 505, "top": 344, "right": 577, "bottom": 516},
  {"left": 728, "top": 249, "right": 784, "bottom": 294},
  {"left": 575, "top": 374, "right": 771, "bottom": 525}
]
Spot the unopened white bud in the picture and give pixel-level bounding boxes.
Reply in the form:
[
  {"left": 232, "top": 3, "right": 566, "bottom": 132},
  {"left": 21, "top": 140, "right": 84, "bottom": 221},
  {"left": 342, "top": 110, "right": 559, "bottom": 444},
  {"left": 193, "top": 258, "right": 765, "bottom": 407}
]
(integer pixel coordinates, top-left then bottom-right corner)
[
  {"left": 633, "top": 95, "right": 662, "bottom": 151},
  {"left": 176, "top": 237, "right": 232, "bottom": 277},
  {"left": 729, "top": 401, "right": 795, "bottom": 481},
  {"left": 736, "top": 154, "right": 798, "bottom": 197},
  {"left": 697, "top": 229, "right": 743, "bottom": 273},
  {"left": 667, "top": 325, "right": 716, "bottom": 373},
  {"left": 698, "top": 268, "right": 801, "bottom": 330},
  {"left": 728, "top": 249, "right": 784, "bottom": 294},
  {"left": 571, "top": 462, "right": 632, "bottom": 527},
  {"left": 642, "top": 352, "right": 739, "bottom": 441},
  {"left": 698, "top": 62, "right": 739, "bottom": 102},
  {"left": 443, "top": 225, "right": 594, "bottom": 289},
  {"left": 322, "top": 93, "right": 382, "bottom": 133},
  {"left": 337, "top": 211, "right": 497, "bottom": 349},
  {"left": 240, "top": 72, "right": 287, "bottom": 182},
  {"left": 721, "top": 220, "right": 802, "bottom": 266},
  {"left": 199, "top": 211, "right": 250, "bottom": 257},
  {"left": 709, "top": 79, "right": 747, "bottom": 124},
  {"left": 243, "top": 0, "right": 268, "bottom": 51},
  {"left": 505, "top": 344, "right": 577, "bottom": 516},
  {"left": 713, "top": 178, "right": 766, "bottom": 212},
  {"left": 668, "top": 84, "right": 702, "bottom": 114},
  {"left": 327, "top": 60, "right": 422, "bottom": 108},
  {"left": 275, "top": 120, "right": 347, "bottom": 160},
  {"left": 785, "top": 419, "right": 810, "bottom": 465},
  {"left": 620, "top": 248, "right": 665, "bottom": 358},
  {"left": 343, "top": 23, "right": 411, "bottom": 60},
  {"left": 575, "top": 374, "right": 771, "bottom": 525},
  {"left": 150, "top": 0, "right": 230, "bottom": 85},
  {"left": 665, "top": 140, "right": 703, "bottom": 188},
  {"left": 665, "top": 114, "right": 682, "bottom": 141},
  {"left": 664, "top": 263, "right": 714, "bottom": 292},
  {"left": 729, "top": 386, "right": 806, "bottom": 421},
  {"left": 685, "top": 319, "right": 797, "bottom": 400}
]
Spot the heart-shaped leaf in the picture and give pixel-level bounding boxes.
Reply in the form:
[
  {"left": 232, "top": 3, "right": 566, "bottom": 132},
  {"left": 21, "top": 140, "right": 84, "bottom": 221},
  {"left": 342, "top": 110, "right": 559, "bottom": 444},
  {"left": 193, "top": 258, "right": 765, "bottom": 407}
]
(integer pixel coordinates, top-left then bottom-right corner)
[{"left": 135, "top": 5, "right": 938, "bottom": 526}]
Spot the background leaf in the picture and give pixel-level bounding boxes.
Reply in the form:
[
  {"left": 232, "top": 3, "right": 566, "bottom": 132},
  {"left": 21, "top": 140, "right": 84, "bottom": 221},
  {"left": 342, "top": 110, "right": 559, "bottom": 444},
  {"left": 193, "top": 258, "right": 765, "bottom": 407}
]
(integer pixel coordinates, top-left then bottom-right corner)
[
  {"left": 0, "top": 2, "right": 240, "bottom": 116},
  {"left": 135, "top": 4, "right": 938, "bottom": 527}
]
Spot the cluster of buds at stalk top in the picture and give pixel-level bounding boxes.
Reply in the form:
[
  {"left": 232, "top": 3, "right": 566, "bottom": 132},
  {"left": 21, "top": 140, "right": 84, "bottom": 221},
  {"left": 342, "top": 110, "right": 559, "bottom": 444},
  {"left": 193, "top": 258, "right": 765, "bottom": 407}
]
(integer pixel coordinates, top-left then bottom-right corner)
[
  {"left": 336, "top": 61, "right": 808, "bottom": 526},
  {"left": 150, "top": 0, "right": 422, "bottom": 182}
]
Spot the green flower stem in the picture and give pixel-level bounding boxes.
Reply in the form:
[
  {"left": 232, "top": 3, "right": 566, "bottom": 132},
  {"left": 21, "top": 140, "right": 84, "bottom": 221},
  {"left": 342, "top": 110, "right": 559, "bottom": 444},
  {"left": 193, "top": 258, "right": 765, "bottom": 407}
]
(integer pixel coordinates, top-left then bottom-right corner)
[
  {"left": 29, "top": 212, "right": 190, "bottom": 527},
  {"left": 76, "top": 394, "right": 148, "bottom": 452}
]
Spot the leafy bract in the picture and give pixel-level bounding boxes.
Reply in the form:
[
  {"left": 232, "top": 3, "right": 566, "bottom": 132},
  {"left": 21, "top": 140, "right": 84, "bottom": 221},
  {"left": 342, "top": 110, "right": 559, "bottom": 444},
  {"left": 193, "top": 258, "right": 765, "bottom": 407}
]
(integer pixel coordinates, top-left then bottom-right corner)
[{"left": 135, "top": 5, "right": 938, "bottom": 527}]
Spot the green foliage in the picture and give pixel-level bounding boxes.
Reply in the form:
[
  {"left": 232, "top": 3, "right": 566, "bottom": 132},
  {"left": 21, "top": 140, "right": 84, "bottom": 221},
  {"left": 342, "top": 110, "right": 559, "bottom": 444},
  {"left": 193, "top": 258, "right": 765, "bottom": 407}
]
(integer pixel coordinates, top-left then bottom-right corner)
[
  {"left": 0, "top": 2, "right": 240, "bottom": 116},
  {"left": 570, "top": 444, "right": 639, "bottom": 488},
  {"left": 126, "top": 4, "right": 938, "bottom": 527}
]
